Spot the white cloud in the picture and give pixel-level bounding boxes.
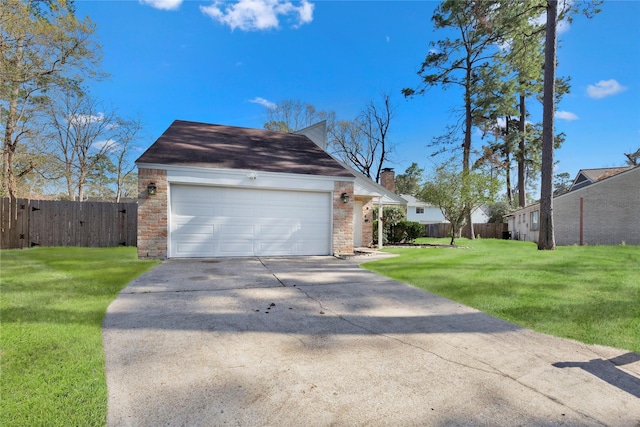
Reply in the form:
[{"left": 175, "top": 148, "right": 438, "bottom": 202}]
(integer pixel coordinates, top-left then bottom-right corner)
[
  {"left": 555, "top": 110, "right": 579, "bottom": 121},
  {"left": 586, "top": 79, "right": 627, "bottom": 99},
  {"left": 67, "top": 113, "right": 104, "bottom": 126},
  {"left": 200, "top": 0, "right": 314, "bottom": 31},
  {"left": 495, "top": 116, "right": 532, "bottom": 129},
  {"left": 530, "top": 0, "right": 574, "bottom": 35},
  {"left": 92, "top": 139, "right": 119, "bottom": 152},
  {"left": 530, "top": 14, "right": 571, "bottom": 34},
  {"left": 250, "top": 97, "right": 277, "bottom": 109},
  {"left": 139, "top": 0, "right": 183, "bottom": 11}
]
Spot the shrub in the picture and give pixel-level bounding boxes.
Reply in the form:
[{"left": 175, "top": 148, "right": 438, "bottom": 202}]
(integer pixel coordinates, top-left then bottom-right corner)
[
  {"left": 405, "top": 221, "right": 424, "bottom": 242},
  {"left": 374, "top": 220, "right": 423, "bottom": 244}
]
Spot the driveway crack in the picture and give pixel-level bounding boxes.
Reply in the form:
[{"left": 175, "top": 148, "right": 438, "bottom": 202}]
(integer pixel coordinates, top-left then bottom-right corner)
[{"left": 256, "top": 257, "right": 286, "bottom": 287}]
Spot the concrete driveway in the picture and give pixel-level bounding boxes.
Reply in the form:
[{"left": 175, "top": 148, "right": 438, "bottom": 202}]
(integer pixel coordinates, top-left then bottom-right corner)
[{"left": 103, "top": 255, "right": 640, "bottom": 426}]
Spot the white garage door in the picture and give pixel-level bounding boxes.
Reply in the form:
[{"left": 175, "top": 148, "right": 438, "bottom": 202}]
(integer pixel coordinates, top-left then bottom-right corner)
[{"left": 170, "top": 185, "right": 331, "bottom": 257}]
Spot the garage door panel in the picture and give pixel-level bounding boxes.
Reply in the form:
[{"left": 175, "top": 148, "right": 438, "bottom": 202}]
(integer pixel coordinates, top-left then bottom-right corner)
[
  {"left": 175, "top": 242, "right": 215, "bottom": 255},
  {"left": 170, "top": 185, "right": 330, "bottom": 257},
  {"left": 173, "top": 186, "right": 222, "bottom": 202},
  {"left": 218, "top": 241, "right": 256, "bottom": 256},
  {"left": 174, "top": 224, "right": 215, "bottom": 235},
  {"left": 173, "top": 204, "right": 216, "bottom": 217},
  {"left": 259, "top": 225, "right": 294, "bottom": 238},
  {"left": 219, "top": 224, "right": 255, "bottom": 237}
]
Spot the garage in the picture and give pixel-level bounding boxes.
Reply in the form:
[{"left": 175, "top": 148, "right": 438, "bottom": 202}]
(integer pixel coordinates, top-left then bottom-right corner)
[{"left": 170, "top": 184, "right": 331, "bottom": 257}]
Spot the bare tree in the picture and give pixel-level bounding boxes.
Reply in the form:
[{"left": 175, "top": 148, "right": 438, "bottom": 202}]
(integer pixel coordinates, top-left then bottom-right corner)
[
  {"left": 263, "top": 99, "right": 335, "bottom": 133},
  {"left": 329, "top": 93, "right": 395, "bottom": 183},
  {"left": 110, "top": 116, "right": 143, "bottom": 202},
  {"left": 624, "top": 148, "right": 640, "bottom": 166},
  {"left": 1, "top": 0, "right": 102, "bottom": 199},
  {"left": 43, "top": 89, "right": 116, "bottom": 201}
]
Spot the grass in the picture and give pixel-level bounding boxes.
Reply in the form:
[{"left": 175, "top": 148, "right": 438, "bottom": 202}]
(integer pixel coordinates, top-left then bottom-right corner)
[
  {"left": 0, "top": 247, "right": 159, "bottom": 427},
  {"left": 363, "top": 238, "right": 640, "bottom": 353}
]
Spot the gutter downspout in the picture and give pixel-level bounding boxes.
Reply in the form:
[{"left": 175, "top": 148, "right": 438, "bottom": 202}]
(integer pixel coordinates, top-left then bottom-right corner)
[{"left": 378, "top": 197, "right": 383, "bottom": 249}]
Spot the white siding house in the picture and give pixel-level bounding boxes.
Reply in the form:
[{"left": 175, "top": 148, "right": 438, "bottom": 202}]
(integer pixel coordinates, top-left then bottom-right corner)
[
  {"left": 401, "top": 194, "right": 446, "bottom": 224},
  {"left": 400, "top": 194, "right": 490, "bottom": 224}
]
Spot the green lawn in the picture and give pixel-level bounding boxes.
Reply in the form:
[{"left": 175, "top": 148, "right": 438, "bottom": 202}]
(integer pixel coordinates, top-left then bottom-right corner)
[
  {"left": 363, "top": 238, "right": 640, "bottom": 353},
  {"left": 0, "top": 247, "right": 159, "bottom": 427}
]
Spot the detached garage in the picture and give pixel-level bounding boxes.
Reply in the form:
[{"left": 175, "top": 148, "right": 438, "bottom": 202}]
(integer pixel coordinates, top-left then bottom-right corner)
[{"left": 135, "top": 120, "right": 355, "bottom": 259}]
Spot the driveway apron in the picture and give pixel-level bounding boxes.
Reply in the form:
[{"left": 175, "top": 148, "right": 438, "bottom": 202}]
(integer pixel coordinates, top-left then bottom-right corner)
[{"left": 103, "top": 255, "right": 640, "bottom": 426}]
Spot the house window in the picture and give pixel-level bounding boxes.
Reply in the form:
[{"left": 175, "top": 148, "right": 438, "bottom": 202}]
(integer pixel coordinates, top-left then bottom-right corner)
[
  {"left": 530, "top": 211, "right": 539, "bottom": 231},
  {"left": 416, "top": 207, "right": 424, "bottom": 214}
]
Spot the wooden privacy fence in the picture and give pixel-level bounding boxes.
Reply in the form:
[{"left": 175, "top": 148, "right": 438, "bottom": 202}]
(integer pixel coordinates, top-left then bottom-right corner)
[
  {"left": 424, "top": 222, "right": 508, "bottom": 240},
  {"left": 1, "top": 198, "right": 137, "bottom": 249}
]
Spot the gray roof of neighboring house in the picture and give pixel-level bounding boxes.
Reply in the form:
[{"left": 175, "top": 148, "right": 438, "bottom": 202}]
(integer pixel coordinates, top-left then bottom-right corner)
[
  {"left": 400, "top": 194, "right": 431, "bottom": 206},
  {"left": 136, "top": 120, "right": 354, "bottom": 178},
  {"left": 570, "top": 166, "right": 633, "bottom": 191},
  {"left": 506, "top": 165, "right": 640, "bottom": 217}
]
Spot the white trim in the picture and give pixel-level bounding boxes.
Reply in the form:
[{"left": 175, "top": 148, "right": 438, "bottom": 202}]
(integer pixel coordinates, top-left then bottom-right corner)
[{"left": 137, "top": 163, "right": 353, "bottom": 193}]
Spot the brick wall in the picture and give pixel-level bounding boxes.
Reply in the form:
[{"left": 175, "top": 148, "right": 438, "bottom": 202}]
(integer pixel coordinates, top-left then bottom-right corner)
[
  {"left": 380, "top": 168, "right": 395, "bottom": 193},
  {"left": 137, "top": 168, "right": 168, "bottom": 258},
  {"left": 555, "top": 167, "right": 640, "bottom": 245},
  {"left": 361, "top": 199, "right": 374, "bottom": 247},
  {"left": 333, "top": 181, "right": 354, "bottom": 255},
  {"left": 508, "top": 167, "right": 640, "bottom": 246}
]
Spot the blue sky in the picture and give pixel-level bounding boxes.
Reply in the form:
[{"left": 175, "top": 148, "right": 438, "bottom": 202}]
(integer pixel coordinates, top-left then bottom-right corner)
[{"left": 76, "top": 0, "right": 640, "bottom": 183}]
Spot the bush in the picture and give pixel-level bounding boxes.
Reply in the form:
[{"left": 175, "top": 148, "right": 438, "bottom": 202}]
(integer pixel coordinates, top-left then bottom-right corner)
[
  {"left": 405, "top": 221, "right": 424, "bottom": 242},
  {"left": 374, "top": 220, "right": 423, "bottom": 244}
]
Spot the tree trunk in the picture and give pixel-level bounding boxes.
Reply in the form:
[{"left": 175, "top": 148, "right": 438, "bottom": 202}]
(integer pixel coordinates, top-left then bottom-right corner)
[
  {"left": 538, "top": 0, "right": 557, "bottom": 251},
  {"left": 3, "top": 81, "right": 20, "bottom": 200},
  {"left": 518, "top": 91, "right": 527, "bottom": 208},
  {"left": 504, "top": 117, "right": 513, "bottom": 205},
  {"left": 464, "top": 64, "right": 475, "bottom": 240}
]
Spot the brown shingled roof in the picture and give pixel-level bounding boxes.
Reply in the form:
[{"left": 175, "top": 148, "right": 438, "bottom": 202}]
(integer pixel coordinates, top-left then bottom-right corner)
[
  {"left": 135, "top": 120, "right": 354, "bottom": 178},
  {"left": 580, "top": 167, "right": 633, "bottom": 182}
]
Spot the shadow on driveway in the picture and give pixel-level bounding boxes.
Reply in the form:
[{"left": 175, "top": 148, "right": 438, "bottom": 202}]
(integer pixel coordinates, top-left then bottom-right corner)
[{"left": 103, "top": 257, "right": 640, "bottom": 427}]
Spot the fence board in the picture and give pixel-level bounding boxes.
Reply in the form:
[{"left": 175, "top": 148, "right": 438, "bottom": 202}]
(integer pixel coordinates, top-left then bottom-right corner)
[
  {"left": 1, "top": 198, "right": 137, "bottom": 249},
  {"left": 0, "top": 198, "right": 30, "bottom": 249},
  {"left": 424, "top": 222, "right": 507, "bottom": 240}
]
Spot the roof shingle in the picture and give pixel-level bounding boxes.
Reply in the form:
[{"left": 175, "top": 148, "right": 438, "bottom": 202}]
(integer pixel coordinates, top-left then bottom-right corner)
[{"left": 136, "top": 120, "right": 354, "bottom": 178}]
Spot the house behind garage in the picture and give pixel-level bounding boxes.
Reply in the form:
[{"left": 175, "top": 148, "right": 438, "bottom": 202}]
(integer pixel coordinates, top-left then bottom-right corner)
[
  {"left": 506, "top": 166, "right": 640, "bottom": 245},
  {"left": 135, "top": 120, "right": 403, "bottom": 258}
]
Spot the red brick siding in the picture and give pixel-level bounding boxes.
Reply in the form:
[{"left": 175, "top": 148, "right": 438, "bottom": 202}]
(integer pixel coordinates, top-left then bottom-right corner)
[
  {"left": 137, "top": 168, "right": 168, "bottom": 259},
  {"left": 361, "top": 199, "right": 374, "bottom": 247}
]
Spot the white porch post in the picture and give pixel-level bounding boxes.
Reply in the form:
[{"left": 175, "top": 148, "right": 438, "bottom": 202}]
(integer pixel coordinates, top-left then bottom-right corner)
[{"left": 378, "top": 197, "right": 383, "bottom": 249}]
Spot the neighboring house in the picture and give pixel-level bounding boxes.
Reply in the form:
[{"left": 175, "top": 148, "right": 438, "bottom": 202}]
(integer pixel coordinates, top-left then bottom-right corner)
[
  {"left": 505, "top": 166, "right": 640, "bottom": 245},
  {"left": 569, "top": 166, "right": 633, "bottom": 192},
  {"left": 135, "top": 120, "right": 403, "bottom": 259},
  {"left": 400, "top": 194, "right": 490, "bottom": 224},
  {"left": 400, "top": 194, "right": 447, "bottom": 224}
]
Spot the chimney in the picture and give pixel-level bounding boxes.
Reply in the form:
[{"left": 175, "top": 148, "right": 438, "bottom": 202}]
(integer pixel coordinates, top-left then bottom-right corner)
[{"left": 380, "top": 168, "right": 395, "bottom": 193}]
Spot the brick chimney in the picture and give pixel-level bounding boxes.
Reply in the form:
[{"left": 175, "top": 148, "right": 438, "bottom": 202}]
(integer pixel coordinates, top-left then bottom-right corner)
[{"left": 380, "top": 168, "right": 395, "bottom": 193}]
